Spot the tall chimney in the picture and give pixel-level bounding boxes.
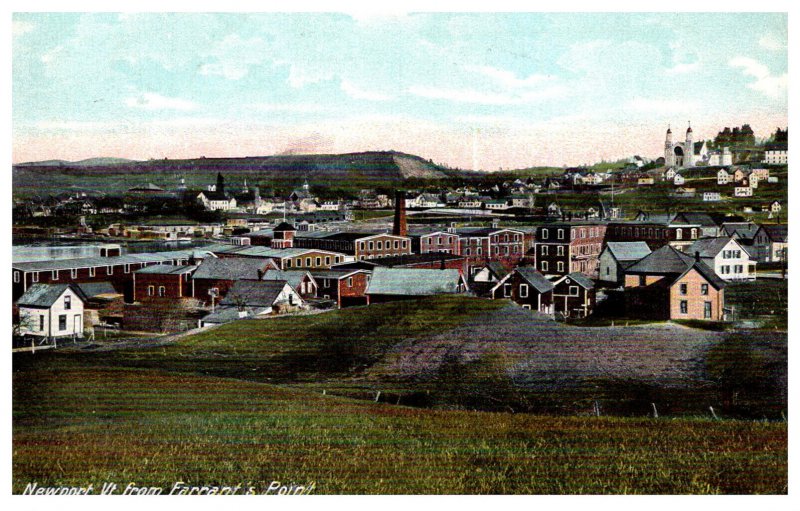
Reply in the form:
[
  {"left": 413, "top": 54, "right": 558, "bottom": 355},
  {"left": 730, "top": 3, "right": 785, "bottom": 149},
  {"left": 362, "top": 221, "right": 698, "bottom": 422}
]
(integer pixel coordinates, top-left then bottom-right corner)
[
  {"left": 694, "top": 251, "right": 701, "bottom": 263},
  {"left": 393, "top": 190, "right": 407, "bottom": 237}
]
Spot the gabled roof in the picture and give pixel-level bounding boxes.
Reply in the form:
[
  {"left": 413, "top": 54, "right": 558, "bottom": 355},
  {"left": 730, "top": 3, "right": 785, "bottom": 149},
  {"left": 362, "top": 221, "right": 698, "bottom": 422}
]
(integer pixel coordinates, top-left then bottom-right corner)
[
  {"left": 678, "top": 262, "right": 727, "bottom": 290},
  {"left": 219, "top": 280, "right": 291, "bottom": 308},
  {"left": 365, "top": 267, "right": 465, "bottom": 296},
  {"left": 199, "top": 190, "right": 231, "bottom": 201},
  {"left": 604, "top": 242, "right": 652, "bottom": 262},
  {"left": 554, "top": 272, "right": 595, "bottom": 290},
  {"left": 368, "top": 253, "right": 464, "bottom": 268},
  {"left": 17, "top": 283, "right": 87, "bottom": 308},
  {"left": 688, "top": 237, "right": 738, "bottom": 258},
  {"left": 515, "top": 267, "right": 554, "bottom": 294},
  {"left": 273, "top": 222, "right": 296, "bottom": 232},
  {"left": 721, "top": 222, "right": 760, "bottom": 241},
  {"left": 760, "top": 224, "right": 787, "bottom": 243},
  {"left": 193, "top": 257, "right": 274, "bottom": 281},
  {"left": 674, "top": 212, "right": 719, "bottom": 227},
  {"left": 485, "top": 262, "right": 509, "bottom": 281},
  {"left": 624, "top": 245, "right": 695, "bottom": 275},
  {"left": 310, "top": 269, "right": 370, "bottom": 280},
  {"left": 261, "top": 270, "right": 314, "bottom": 289}
]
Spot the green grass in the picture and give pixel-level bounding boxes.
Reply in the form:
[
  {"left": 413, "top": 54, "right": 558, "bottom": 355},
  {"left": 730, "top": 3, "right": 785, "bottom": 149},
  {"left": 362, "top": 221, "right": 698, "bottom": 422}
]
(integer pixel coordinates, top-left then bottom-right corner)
[
  {"left": 725, "top": 280, "right": 787, "bottom": 329},
  {"left": 12, "top": 363, "right": 787, "bottom": 494},
  {"left": 352, "top": 209, "right": 394, "bottom": 221}
]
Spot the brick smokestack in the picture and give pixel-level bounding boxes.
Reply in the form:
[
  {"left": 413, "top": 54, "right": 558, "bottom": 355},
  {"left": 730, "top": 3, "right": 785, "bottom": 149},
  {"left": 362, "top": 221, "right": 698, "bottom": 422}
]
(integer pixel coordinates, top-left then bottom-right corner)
[{"left": 393, "top": 190, "right": 407, "bottom": 237}]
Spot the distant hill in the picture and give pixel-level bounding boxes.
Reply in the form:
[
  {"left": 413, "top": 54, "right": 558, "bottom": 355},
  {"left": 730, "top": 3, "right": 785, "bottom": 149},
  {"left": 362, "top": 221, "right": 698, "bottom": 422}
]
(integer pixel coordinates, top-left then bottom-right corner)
[{"left": 13, "top": 151, "right": 467, "bottom": 197}]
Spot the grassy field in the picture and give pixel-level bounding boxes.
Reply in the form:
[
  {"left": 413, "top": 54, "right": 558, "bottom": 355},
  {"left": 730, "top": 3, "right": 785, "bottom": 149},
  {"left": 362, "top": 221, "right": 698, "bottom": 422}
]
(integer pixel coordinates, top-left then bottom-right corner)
[
  {"left": 12, "top": 362, "right": 787, "bottom": 494},
  {"left": 726, "top": 280, "right": 788, "bottom": 329}
]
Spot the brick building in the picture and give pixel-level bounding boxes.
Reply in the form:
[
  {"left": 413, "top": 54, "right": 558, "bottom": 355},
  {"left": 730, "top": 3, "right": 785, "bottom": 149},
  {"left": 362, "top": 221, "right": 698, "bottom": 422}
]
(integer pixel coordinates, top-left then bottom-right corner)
[
  {"left": 191, "top": 257, "right": 278, "bottom": 305},
  {"left": 311, "top": 269, "right": 372, "bottom": 308},
  {"left": 133, "top": 264, "right": 197, "bottom": 301},
  {"left": 490, "top": 267, "right": 554, "bottom": 314},
  {"left": 534, "top": 223, "right": 607, "bottom": 279},
  {"left": 294, "top": 231, "right": 412, "bottom": 260}
]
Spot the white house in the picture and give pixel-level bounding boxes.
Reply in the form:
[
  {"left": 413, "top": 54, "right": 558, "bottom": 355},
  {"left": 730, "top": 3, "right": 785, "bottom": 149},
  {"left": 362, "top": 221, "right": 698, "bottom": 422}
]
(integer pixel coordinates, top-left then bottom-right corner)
[
  {"left": 197, "top": 191, "right": 237, "bottom": 211},
  {"left": 734, "top": 187, "right": 753, "bottom": 197},
  {"left": 763, "top": 146, "right": 787, "bottom": 165},
  {"left": 673, "top": 174, "right": 685, "bottom": 186},
  {"left": 664, "top": 168, "right": 677, "bottom": 181},
  {"left": 16, "top": 283, "right": 87, "bottom": 340},
  {"left": 717, "top": 169, "right": 731, "bottom": 185},
  {"left": 689, "top": 237, "right": 756, "bottom": 281},
  {"left": 199, "top": 280, "right": 304, "bottom": 327},
  {"left": 703, "top": 192, "right": 722, "bottom": 202}
]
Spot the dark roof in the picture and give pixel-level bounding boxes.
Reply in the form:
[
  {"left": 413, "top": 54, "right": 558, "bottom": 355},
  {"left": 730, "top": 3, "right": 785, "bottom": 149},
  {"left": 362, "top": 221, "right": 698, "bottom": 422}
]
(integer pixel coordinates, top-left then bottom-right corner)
[
  {"left": 329, "top": 261, "right": 380, "bottom": 271},
  {"left": 76, "top": 281, "right": 119, "bottom": 298},
  {"left": 624, "top": 245, "right": 695, "bottom": 275},
  {"left": 369, "top": 253, "right": 464, "bottom": 267},
  {"left": 693, "top": 141, "right": 704, "bottom": 155},
  {"left": 721, "top": 222, "right": 760, "bottom": 241},
  {"left": 310, "top": 269, "right": 370, "bottom": 280},
  {"left": 688, "top": 237, "right": 737, "bottom": 258},
  {"left": 17, "top": 283, "right": 87, "bottom": 307},
  {"left": 193, "top": 257, "right": 274, "bottom": 280},
  {"left": 674, "top": 212, "right": 718, "bottom": 227},
  {"left": 680, "top": 262, "right": 727, "bottom": 290},
  {"left": 366, "top": 268, "right": 464, "bottom": 296},
  {"left": 760, "top": 224, "right": 787, "bottom": 242},
  {"left": 199, "top": 190, "right": 231, "bottom": 201},
  {"left": 556, "top": 272, "right": 595, "bottom": 290},
  {"left": 273, "top": 222, "right": 296, "bottom": 232},
  {"left": 219, "top": 280, "right": 290, "bottom": 307},
  {"left": 260, "top": 270, "right": 312, "bottom": 288},
  {"left": 515, "top": 267, "right": 554, "bottom": 294},
  {"left": 604, "top": 242, "right": 652, "bottom": 262},
  {"left": 295, "top": 231, "right": 375, "bottom": 242},
  {"left": 485, "top": 261, "right": 509, "bottom": 280}
]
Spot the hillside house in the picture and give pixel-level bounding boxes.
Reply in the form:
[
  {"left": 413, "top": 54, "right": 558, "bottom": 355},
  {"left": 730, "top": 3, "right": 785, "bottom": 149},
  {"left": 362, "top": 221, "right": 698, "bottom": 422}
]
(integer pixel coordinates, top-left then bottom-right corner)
[
  {"left": 717, "top": 169, "right": 731, "bottom": 185},
  {"left": 664, "top": 168, "right": 676, "bottom": 181},
  {"left": 623, "top": 245, "right": 727, "bottom": 321},
  {"left": 470, "top": 261, "right": 510, "bottom": 297},
  {"left": 551, "top": 272, "right": 596, "bottom": 318},
  {"left": 598, "top": 241, "right": 652, "bottom": 285},
  {"left": 688, "top": 237, "right": 756, "bottom": 281},
  {"left": 199, "top": 280, "right": 303, "bottom": 327},
  {"left": 260, "top": 269, "right": 318, "bottom": 299},
  {"left": 490, "top": 267, "right": 554, "bottom": 314},
  {"left": 191, "top": 257, "right": 278, "bottom": 305},
  {"left": 734, "top": 186, "right": 753, "bottom": 197},
  {"left": 311, "top": 269, "right": 372, "bottom": 308},
  {"left": 752, "top": 224, "right": 787, "bottom": 263},
  {"left": 365, "top": 267, "right": 468, "bottom": 304},
  {"left": 673, "top": 174, "right": 685, "bottom": 186},
  {"left": 703, "top": 192, "right": 722, "bottom": 202},
  {"left": 16, "top": 283, "right": 87, "bottom": 340}
]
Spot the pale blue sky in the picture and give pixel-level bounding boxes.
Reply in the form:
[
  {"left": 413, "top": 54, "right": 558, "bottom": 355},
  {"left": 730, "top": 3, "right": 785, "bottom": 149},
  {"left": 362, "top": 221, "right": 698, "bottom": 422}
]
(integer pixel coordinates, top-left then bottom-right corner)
[{"left": 12, "top": 12, "right": 788, "bottom": 169}]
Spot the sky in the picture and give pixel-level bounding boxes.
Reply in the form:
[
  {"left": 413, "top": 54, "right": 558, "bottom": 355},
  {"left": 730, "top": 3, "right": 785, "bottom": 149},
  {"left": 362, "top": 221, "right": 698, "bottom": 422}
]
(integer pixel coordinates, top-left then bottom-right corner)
[{"left": 11, "top": 12, "right": 788, "bottom": 170}]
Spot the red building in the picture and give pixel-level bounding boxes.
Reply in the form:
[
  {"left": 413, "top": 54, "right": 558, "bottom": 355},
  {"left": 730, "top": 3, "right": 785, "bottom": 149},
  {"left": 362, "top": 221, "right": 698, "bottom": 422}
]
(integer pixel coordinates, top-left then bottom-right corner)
[
  {"left": 295, "top": 231, "right": 412, "bottom": 260},
  {"left": 191, "top": 257, "right": 278, "bottom": 305},
  {"left": 311, "top": 269, "right": 372, "bottom": 308},
  {"left": 490, "top": 267, "right": 554, "bottom": 314},
  {"left": 133, "top": 265, "right": 196, "bottom": 301},
  {"left": 534, "top": 223, "right": 607, "bottom": 279},
  {"left": 551, "top": 272, "right": 596, "bottom": 318}
]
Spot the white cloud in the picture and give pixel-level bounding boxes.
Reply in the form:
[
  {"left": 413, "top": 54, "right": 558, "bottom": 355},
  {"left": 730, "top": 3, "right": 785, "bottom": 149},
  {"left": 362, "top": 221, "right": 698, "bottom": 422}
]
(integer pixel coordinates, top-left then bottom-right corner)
[
  {"left": 758, "top": 33, "right": 786, "bottom": 51},
  {"left": 665, "top": 61, "right": 699, "bottom": 75},
  {"left": 408, "top": 84, "right": 564, "bottom": 105},
  {"left": 465, "top": 65, "right": 553, "bottom": 89},
  {"left": 124, "top": 93, "right": 199, "bottom": 111},
  {"left": 627, "top": 97, "right": 701, "bottom": 114},
  {"left": 200, "top": 35, "right": 272, "bottom": 80},
  {"left": 729, "top": 57, "right": 787, "bottom": 99},
  {"left": 250, "top": 103, "right": 330, "bottom": 113},
  {"left": 12, "top": 20, "right": 35, "bottom": 37},
  {"left": 340, "top": 80, "right": 392, "bottom": 101}
]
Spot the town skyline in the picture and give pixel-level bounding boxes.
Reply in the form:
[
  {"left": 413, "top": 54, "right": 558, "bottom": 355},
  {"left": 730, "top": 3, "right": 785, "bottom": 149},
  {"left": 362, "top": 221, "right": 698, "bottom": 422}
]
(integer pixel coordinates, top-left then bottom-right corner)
[{"left": 12, "top": 12, "right": 787, "bottom": 169}]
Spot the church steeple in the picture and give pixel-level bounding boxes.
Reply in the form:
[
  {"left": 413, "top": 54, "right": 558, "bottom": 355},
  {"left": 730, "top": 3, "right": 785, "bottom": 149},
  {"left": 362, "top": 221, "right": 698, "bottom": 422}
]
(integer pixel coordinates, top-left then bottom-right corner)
[
  {"left": 216, "top": 172, "right": 225, "bottom": 195},
  {"left": 665, "top": 124, "right": 672, "bottom": 145}
]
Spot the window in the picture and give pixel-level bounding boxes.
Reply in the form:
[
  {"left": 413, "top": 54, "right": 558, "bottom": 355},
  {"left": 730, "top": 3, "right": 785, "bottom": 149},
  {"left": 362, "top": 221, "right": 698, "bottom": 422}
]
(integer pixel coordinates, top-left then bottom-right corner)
[
  {"left": 541, "top": 261, "right": 549, "bottom": 271},
  {"left": 701, "top": 284, "right": 709, "bottom": 295},
  {"left": 680, "top": 283, "right": 687, "bottom": 295},
  {"left": 520, "top": 284, "right": 529, "bottom": 298},
  {"left": 368, "top": 241, "right": 374, "bottom": 250},
  {"left": 541, "top": 245, "right": 549, "bottom": 255},
  {"left": 348, "top": 277, "right": 353, "bottom": 288},
  {"left": 503, "top": 283, "right": 512, "bottom": 297},
  {"left": 542, "top": 229, "right": 549, "bottom": 239},
  {"left": 147, "top": 286, "right": 155, "bottom": 296},
  {"left": 557, "top": 261, "right": 564, "bottom": 272},
  {"left": 325, "top": 256, "right": 331, "bottom": 266},
  {"left": 377, "top": 241, "right": 383, "bottom": 250},
  {"left": 52, "top": 270, "right": 59, "bottom": 280},
  {"left": 735, "top": 265, "right": 743, "bottom": 274},
  {"left": 476, "top": 247, "right": 482, "bottom": 255},
  {"left": 569, "top": 286, "right": 579, "bottom": 296},
  {"left": 557, "top": 246, "right": 565, "bottom": 256},
  {"left": 691, "top": 228, "right": 697, "bottom": 239},
  {"left": 359, "top": 242, "right": 365, "bottom": 251},
  {"left": 639, "top": 275, "right": 646, "bottom": 286},
  {"left": 124, "top": 264, "right": 131, "bottom": 274},
  {"left": 676, "top": 228, "right": 683, "bottom": 240},
  {"left": 335, "top": 256, "right": 341, "bottom": 263},
  {"left": 158, "top": 286, "right": 166, "bottom": 297},
  {"left": 704, "top": 301, "right": 712, "bottom": 319},
  {"left": 71, "top": 269, "right": 78, "bottom": 278},
  {"left": 680, "top": 300, "right": 688, "bottom": 314},
  {"left": 286, "top": 259, "right": 292, "bottom": 268},
  {"left": 316, "top": 257, "right": 321, "bottom": 266},
  {"left": 64, "top": 295, "right": 71, "bottom": 310},
  {"left": 13, "top": 271, "right": 19, "bottom": 283},
  {"left": 606, "top": 266, "right": 610, "bottom": 276},
  {"left": 106, "top": 266, "right": 113, "bottom": 275},
  {"left": 557, "top": 229, "right": 564, "bottom": 240},
  {"left": 32, "top": 272, "right": 39, "bottom": 283},
  {"left": 402, "top": 240, "right": 408, "bottom": 249},
  {"left": 306, "top": 258, "right": 312, "bottom": 267},
  {"left": 58, "top": 315, "right": 67, "bottom": 331},
  {"left": 39, "top": 315, "right": 45, "bottom": 331},
  {"left": 296, "top": 258, "right": 302, "bottom": 267}
]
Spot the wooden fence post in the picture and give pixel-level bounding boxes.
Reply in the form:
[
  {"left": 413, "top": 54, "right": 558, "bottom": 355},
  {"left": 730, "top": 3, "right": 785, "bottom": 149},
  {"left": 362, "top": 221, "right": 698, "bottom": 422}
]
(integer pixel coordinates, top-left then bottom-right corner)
[
  {"left": 651, "top": 403, "right": 658, "bottom": 419},
  {"left": 709, "top": 406, "right": 718, "bottom": 420},
  {"left": 374, "top": 391, "right": 381, "bottom": 403}
]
